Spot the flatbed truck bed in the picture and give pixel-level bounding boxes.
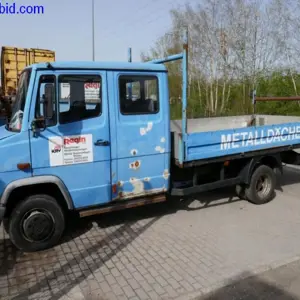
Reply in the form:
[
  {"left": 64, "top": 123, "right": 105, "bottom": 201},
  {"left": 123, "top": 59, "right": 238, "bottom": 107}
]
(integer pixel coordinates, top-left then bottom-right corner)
[{"left": 171, "top": 115, "right": 300, "bottom": 163}]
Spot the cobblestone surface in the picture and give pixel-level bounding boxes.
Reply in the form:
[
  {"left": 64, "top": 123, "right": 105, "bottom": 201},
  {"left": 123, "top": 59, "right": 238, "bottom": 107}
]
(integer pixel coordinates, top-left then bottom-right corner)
[
  {"left": 197, "top": 258, "right": 300, "bottom": 300},
  {"left": 1, "top": 165, "right": 300, "bottom": 300}
]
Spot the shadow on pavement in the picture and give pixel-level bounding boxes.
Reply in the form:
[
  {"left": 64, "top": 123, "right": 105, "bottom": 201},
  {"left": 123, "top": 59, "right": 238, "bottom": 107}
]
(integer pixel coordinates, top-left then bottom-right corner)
[
  {"left": 1, "top": 165, "right": 300, "bottom": 298},
  {"left": 8, "top": 212, "right": 162, "bottom": 300},
  {"left": 280, "top": 165, "right": 300, "bottom": 187},
  {"left": 182, "top": 164, "right": 300, "bottom": 211},
  {"left": 197, "top": 271, "right": 299, "bottom": 300},
  {"left": 0, "top": 213, "right": 93, "bottom": 279}
]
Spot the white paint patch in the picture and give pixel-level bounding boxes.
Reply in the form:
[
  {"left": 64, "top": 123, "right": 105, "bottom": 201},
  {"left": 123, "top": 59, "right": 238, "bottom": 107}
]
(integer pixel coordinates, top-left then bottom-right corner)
[
  {"left": 129, "top": 177, "right": 144, "bottom": 194},
  {"left": 155, "top": 146, "right": 165, "bottom": 153},
  {"left": 144, "top": 177, "right": 151, "bottom": 182},
  {"left": 161, "top": 137, "right": 166, "bottom": 143},
  {"left": 49, "top": 134, "right": 93, "bottom": 167},
  {"left": 163, "top": 170, "right": 170, "bottom": 180},
  {"left": 131, "top": 149, "right": 138, "bottom": 156},
  {"left": 147, "top": 122, "right": 153, "bottom": 131},
  {"left": 120, "top": 178, "right": 165, "bottom": 199},
  {"left": 140, "top": 122, "right": 153, "bottom": 136},
  {"left": 140, "top": 128, "right": 147, "bottom": 136}
]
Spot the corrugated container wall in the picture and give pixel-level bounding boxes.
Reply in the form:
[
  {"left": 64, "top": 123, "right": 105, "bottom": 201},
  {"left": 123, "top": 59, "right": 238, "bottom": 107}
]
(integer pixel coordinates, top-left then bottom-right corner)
[{"left": 1, "top": 47, "right": 55, "bottom": 96}]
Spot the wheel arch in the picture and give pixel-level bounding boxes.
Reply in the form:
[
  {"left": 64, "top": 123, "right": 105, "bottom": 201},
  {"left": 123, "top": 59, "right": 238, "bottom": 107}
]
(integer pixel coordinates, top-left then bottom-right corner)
[
  {"left": 239, "top": 154, "right": 282, "bottom": 185},
  {"left": 1, "top": 175, "right": 74, "bottom": 218}
]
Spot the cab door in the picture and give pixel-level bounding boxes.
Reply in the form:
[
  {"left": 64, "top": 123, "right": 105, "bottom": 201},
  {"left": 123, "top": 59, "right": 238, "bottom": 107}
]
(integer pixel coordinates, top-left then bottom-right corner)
[
  {"left": 108, "top": 71, "right": 170, "bottom": 200},
  {"left": 29, "top": 70, "right": 112, "bottom": 209}
]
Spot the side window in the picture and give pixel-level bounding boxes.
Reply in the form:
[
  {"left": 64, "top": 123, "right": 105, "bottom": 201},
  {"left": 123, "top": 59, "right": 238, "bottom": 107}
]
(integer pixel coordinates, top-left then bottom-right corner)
[
  {"left": 58, "top": 75, "right": 101, "bottom": 124},
  {"left": 35, "top": 75, "right": 56, "bottom": 127},
  {"left": 119, "top": 75, "right": 159, "bottom": 115}
]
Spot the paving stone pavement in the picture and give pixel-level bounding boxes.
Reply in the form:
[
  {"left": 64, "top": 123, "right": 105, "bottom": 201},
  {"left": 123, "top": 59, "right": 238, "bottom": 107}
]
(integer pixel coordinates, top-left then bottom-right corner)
[
  {"left": 196, "top": 258, "right": 300, "bottom": 299},
  {"left": 1, "top": 165, "right": 300, "bottom": 300}
]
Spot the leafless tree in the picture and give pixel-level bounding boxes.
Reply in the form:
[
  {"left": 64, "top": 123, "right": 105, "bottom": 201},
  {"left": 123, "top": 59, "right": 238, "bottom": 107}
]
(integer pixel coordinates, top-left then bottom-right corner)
[{"left": 142, "top": 0, "right": 300, "bottom": 116}]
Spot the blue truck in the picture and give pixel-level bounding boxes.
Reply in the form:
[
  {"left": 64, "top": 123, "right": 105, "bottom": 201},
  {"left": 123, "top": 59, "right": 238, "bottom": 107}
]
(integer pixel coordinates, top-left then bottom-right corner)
[{"left": 1, "top": 31, "right": 300, "bottom": 252}]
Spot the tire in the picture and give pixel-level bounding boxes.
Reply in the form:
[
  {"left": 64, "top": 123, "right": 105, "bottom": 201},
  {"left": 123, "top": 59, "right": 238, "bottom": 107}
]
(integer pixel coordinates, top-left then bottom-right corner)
[
  {"left": 235, "top": 184, "right": 246, "bottom": 200},
  {"left": 245, "top": 165, "right": 276, "bottom": 205},
  {"left": 3, "top": 218, "right": 9, "bottom": 234},
  {"left": 8, "top": 194, "right": 65, "bottom": 252}
]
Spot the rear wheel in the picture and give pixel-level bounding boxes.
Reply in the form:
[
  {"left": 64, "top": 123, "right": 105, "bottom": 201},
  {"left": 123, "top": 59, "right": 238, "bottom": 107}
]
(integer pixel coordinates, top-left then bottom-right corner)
[
  {"left": 245, "top": 165, "right": 276, "bottom": 205},
  {"left": 9, "top": 194, "right": 65, "bottom": 252}
]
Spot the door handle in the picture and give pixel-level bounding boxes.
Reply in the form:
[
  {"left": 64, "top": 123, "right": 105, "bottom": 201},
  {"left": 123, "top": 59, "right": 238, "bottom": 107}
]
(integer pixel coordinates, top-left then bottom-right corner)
[{"left": 94, "top": 139, "right": 110, "bottom": 146}]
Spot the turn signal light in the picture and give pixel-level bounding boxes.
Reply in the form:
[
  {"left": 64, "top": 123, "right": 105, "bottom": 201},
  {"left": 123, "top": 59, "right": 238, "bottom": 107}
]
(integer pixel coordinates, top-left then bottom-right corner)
[{"left": 17, "top": 163, "right": 31, "bottom": 170}]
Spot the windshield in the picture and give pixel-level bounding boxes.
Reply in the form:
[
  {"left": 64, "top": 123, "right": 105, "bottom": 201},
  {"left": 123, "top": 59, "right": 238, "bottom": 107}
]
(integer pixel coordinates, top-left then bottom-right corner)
[{"left": 8, "top": 69, "right": 31, "bottom": 132}]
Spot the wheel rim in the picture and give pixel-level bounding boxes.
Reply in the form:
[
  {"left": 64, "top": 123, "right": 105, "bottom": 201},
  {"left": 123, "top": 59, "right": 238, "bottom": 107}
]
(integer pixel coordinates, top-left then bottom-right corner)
[
  {"left": 21, "top": 209, "right": 55, "bottom": 242},
  {"left": 256, "top": 174, "right": 271, "bottom": 199}
]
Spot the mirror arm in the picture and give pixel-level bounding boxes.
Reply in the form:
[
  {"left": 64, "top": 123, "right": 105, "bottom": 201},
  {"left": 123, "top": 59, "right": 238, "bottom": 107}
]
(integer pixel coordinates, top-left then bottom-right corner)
[{"left": 31, "top": 117, "right": 46, "bottom": 137}]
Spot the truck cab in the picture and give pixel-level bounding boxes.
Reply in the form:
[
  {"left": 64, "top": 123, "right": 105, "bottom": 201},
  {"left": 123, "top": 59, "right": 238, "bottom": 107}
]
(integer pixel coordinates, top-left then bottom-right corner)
[{"left": 0, "top": 61, "right": 171, "bottom": 252}]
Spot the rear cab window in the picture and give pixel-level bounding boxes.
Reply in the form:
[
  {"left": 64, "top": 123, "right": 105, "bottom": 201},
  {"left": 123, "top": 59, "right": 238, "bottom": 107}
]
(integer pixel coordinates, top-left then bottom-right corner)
[{"left": 119, "top": 75, "right": 159, "bottom": 115}]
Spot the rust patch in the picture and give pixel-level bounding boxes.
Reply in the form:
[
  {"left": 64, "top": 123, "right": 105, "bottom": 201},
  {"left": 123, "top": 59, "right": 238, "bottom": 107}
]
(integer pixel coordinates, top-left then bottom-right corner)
[
  {"left": 120, "top": 189, "right": 163, "bottom": 199},
  {"left": 118, "top": 181, "right": 124, "bottom": 187},
  {"left": 112, "top": 196, "right": 119, "bottom": 201},
  {"left": 120, "top": 179, "right": 165, "bottom": 200},
  {"left": 163, "top": 169, "right": 170, "bottom": 180},
  {"left": 129, "top": 160, "right": 141, "bottom": 170},
  {"left": 79, "top": 194, "right": 166, "bottom": 217},
  {"left": 112, "top": 184, "right": 117, "bottom": 194},
  {"left": 131, "top": 149, "right": 138, "bottom": 156}
]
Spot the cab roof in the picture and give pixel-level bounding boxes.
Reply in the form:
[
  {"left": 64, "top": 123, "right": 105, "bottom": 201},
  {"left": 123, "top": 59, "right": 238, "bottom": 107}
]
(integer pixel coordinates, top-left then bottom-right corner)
[{"left": 26, "top": 61, "right": 167, "bottom": 72}]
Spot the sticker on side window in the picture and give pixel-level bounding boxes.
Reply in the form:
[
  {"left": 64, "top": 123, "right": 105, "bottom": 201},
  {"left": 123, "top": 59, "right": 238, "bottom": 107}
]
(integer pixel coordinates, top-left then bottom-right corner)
[{"left": 49, "top": 134, "right": 93, "bottom": 166}]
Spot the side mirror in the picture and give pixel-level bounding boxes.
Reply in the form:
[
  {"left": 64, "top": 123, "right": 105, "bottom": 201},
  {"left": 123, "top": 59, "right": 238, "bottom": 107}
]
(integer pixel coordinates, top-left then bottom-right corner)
[
  {"left": 32, "top": 118, "right": 46, "bottom": 129},
  {"left": 31, "top": 117, "right": 46, "bottom": 136},
  {"left": 43, "top": 83, "right": 54, "bottom": 119}
]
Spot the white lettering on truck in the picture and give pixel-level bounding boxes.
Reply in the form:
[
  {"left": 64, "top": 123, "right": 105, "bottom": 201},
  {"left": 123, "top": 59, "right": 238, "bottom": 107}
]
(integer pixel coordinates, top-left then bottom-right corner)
[{"left": 220, "top": 126, "right": 300, "bottom": 150}]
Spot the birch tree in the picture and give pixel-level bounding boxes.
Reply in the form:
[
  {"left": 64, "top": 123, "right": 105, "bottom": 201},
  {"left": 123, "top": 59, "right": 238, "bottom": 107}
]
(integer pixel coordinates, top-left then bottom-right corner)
[{"left": 142, "top": 0, "right": 300, "bottom": 117}]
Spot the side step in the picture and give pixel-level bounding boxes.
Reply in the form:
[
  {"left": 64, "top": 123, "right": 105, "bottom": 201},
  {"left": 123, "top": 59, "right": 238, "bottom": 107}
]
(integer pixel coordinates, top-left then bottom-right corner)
[
  {"left": 79, "top": 194, "right": 166, "bottom": 218},
  {"left": 171, "top": 177, "right": 241, "bottom": 197}
]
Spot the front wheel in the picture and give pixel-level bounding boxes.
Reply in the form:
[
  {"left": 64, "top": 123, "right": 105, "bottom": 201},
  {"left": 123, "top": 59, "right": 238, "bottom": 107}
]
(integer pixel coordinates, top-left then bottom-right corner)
[
  {"left": 245, "top": 165, "right": 276, "bottom": 205},
  {"left": 9, "top": 194, "right": 65, "bottom": 252}
]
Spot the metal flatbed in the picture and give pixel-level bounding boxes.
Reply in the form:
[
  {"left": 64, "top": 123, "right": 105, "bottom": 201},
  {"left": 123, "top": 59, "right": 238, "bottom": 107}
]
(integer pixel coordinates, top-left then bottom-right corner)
[{"left": 171, "top": 115, "right": 300, "bottom": 163}]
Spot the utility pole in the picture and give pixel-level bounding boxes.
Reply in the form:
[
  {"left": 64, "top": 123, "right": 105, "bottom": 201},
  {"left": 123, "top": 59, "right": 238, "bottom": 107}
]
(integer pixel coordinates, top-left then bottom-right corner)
[
  {"left": 128, "top": 48, "right": 132, "bottom": 98},
  {"left": 92, "top": 0, "right": 95, "bottom": 61}
]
